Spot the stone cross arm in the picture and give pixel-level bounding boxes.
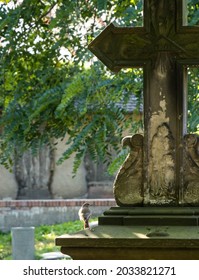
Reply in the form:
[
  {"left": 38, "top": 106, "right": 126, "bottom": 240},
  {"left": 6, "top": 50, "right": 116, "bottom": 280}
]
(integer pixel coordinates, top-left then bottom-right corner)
[{"left": 89, "top": 1, "right": 199, "bottom": 72}]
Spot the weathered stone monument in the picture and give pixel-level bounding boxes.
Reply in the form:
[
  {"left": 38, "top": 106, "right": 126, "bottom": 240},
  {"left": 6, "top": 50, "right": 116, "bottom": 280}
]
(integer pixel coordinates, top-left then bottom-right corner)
[
  {"left": 56, "top": 0, "right": 199, "bottom": 259},
  {"left": 11, "top": 227, "right": 35, "bottom": 260}
]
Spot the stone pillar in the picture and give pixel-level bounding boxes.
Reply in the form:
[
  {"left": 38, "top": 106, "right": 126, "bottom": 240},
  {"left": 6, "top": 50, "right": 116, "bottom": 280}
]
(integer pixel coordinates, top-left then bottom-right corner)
[{"left": 11, "top": 227, "right": 35, "bottom": 260}]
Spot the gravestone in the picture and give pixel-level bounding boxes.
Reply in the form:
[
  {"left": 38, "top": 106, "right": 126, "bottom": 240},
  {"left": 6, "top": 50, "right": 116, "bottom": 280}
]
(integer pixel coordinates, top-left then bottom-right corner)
[
  {"left": 89, "top": 0, "right": 199, "bottom": 207},
  {"left": 56, "top": 0, "right": 199, "bottom": 259},
  {"left": 11, "top": 227, "right": 35, "bottom": 260}
]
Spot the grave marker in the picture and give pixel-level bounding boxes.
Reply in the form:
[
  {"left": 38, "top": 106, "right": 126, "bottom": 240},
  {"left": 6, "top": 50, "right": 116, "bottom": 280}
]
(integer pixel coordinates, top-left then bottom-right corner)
[
  {"left": 11, "top": 227, "right": 35, "bottom": 260},
  {"left": 89, "top": 0, "right": 199, "bottom": 206}
]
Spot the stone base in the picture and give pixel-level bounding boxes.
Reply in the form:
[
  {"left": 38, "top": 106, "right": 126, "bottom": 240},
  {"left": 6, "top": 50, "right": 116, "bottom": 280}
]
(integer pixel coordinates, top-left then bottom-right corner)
[
  {"left": 99, "top": 206, "right": 199, "bottom": 226},
  {"left": 56, "top": 224, "right": 199, "bottom": 260},
  {"left": 55, "top": 207, "right": 199, "bottom": 260}
]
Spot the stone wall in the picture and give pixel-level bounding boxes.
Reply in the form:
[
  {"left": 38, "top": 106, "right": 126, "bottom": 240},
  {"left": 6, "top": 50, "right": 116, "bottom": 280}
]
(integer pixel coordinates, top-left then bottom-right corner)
[
  {"left": 50, "top": 137, "right": 88, "bottom": 199},
  {"left": 0, "top": 165, "right": 18, "bottom": 200},
  {"left": 0, "top": 135, "right": 114, "bottom": 200},
  {"left": 0, "top": 199, "right": 116, "bottom": 232}
]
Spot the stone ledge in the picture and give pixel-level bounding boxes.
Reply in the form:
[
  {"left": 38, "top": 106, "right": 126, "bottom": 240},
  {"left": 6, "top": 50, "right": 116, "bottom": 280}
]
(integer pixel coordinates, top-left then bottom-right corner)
[
  {"left": 99, "top": 207, "right": 199, "bottom": 226},
  {"left": 56, "top": 225, "right": 199, "bottom": 260}
]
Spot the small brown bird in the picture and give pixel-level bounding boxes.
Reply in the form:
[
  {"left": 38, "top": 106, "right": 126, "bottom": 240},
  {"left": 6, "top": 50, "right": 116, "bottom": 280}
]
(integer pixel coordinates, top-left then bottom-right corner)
[{"left": 78, "top": 202, "right": 92, "bottom": 229}]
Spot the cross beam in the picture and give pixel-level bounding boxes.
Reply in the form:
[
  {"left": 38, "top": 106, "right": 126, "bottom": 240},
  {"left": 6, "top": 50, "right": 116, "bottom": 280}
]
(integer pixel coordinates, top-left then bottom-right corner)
[
  {"left": 89, "top": 0, "right": 199, "bottom": 206},
  {"left": 89, "top": 0, "right": 199, "bottom": 71}
]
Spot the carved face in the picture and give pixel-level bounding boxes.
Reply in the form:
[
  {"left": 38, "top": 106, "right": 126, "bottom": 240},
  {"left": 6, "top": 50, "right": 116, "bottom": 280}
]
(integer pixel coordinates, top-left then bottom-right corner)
[{"left": 157, "top": 125, "right": 169, "bottom": 137}]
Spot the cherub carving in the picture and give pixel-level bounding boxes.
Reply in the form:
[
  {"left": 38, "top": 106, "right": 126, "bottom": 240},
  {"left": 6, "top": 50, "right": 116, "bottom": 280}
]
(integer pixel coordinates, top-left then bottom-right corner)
[
  {"left": 113, "top": 134, "right": 144, "bottom": 206},
  {"left": 149, "top": 123, "right": 175, "bottom": 202},
  {"left": 183, "top": 134, "right": 199, "bottom": 204},
  {"left": 184, "top": 134, "right": 199, "bottom": 169},
  {"left": 150, "top": 0, "right": 175, "bottom": 36}
]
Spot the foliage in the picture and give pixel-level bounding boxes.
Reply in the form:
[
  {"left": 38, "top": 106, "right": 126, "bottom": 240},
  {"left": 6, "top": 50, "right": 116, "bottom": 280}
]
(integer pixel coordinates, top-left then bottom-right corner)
[
  {"left": 0, "top": 230, "right": 11, "bottom": 260},
  {"left": 187, "top": 0, "right": 199, "bottom": 25},
  {"left": 0, "top": 0, "right": 198, "bottom": 174},
  {"left": 0, "top": 218, "right": 97, "bottom": 260},
  {"left": 187, "top": 67, "right": 199, "bottom": 134},
  {"left": 0, "top": 0, "right": 143, "bottom": 173}
]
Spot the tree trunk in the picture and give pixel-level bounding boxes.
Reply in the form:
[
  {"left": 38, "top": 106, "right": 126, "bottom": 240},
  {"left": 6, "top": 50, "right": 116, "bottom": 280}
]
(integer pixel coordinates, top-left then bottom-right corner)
[{"left": 14, "top": 144, "right": 54, "bottom": 199}]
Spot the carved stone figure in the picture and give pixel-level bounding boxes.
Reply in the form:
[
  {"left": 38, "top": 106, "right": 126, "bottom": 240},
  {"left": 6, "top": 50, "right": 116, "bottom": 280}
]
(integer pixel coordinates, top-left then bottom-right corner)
[
  {"left": 150, "top": 0, "right": 175, "bottom": 36},
  {"left": 183, "top": 134, "right": 199, "bottom": 204},
  {"left": 113, "top": 134, "right": 144, "bottom": 206},
  {"left": 149, "top": 123, "right": 175, "bottom": 203}
]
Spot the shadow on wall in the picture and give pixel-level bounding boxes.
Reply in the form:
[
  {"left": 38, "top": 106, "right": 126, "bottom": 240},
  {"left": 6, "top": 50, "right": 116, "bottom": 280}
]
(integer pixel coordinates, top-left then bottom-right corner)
[{"left": 0, "top": 136, "right": 114, "bottom": 200}]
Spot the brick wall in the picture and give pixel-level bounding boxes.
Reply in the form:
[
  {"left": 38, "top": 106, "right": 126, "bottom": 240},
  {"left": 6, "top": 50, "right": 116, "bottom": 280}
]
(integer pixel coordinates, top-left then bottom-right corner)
[{"left": 0, "top": 199, "right": 116, "bottom": 232}]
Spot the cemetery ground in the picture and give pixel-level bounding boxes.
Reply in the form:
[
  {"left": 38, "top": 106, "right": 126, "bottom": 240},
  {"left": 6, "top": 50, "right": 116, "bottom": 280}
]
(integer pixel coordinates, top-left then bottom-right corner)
[{"left": 0, "top": 218, "right": 97, "bottom": 260}]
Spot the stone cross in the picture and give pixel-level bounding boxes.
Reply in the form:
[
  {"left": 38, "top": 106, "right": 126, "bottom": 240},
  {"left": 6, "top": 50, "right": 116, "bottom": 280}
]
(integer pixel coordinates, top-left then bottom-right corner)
[{"left": 89, "top": 0, "right": 199, "bottom": 206}]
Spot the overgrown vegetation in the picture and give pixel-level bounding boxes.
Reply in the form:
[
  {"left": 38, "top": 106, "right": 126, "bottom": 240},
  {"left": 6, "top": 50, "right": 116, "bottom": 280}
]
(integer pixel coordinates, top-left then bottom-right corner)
[
  {"left": 0, "top": 0, "right": 144, "bottom": 173},
  {"left": 0, "top": 219, "right": 96, "bottom": 260}
]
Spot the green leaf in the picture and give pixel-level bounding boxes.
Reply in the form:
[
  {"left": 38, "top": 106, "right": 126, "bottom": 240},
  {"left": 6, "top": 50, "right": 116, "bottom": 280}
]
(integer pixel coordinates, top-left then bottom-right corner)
[{"left": 97, "top": 0, "right": 107, "bottom": 11}]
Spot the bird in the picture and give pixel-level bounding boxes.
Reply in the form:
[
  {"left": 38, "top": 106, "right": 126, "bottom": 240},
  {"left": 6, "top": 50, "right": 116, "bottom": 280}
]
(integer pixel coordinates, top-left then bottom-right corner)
[{"left": 78, "top": 202, "right": 92, "bottom": 229}]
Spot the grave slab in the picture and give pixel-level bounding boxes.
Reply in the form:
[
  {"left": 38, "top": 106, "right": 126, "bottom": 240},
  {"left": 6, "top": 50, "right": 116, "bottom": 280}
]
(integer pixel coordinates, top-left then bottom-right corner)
[
  {"left": 56, "top": 222, "right": 199, "bottom": 260},
  {"left": 11, "top": 227, "right": 35, "bottom": 260}
]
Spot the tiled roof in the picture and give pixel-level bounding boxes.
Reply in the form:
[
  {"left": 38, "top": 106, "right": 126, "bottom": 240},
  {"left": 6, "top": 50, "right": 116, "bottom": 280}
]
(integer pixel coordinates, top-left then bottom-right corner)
[{"left": 115, "top": 93, "right": 143, "bottom": 113}]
